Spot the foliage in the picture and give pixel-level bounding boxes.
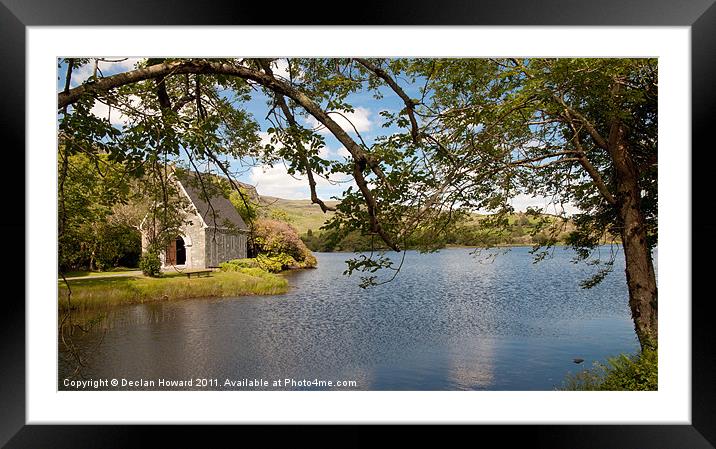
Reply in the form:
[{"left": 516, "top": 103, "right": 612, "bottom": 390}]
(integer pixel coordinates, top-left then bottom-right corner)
[
  {"left": 221, "top": 251, "right": 315, "bottom": 274},
  {"left": 268, "top": 208, "right": 292, "bottom": 223},
  {"left": 253, "top": 219, "right": 317, "bottom": 267},
  {"left": 299, "top": 251, "right": 318, "bottom": 268},
  {"left": 229, "top": 188, "right": 259, "bottom": 223},
  {"left": 234, "top": 267, "right": 274, "bottom": 278},
  {"left": 302, "top": 228, "right": 375, "bottom": 252},
  {"left": 560, "top": 348, "right": 658, "bottom": 391},
  {"left": 220, "top": 258, "right": 259, "bottom": 271},
  {"left": 95, "top": 224, "right": 142, "bottom": 270},
  {"left": 58, "top": 152, "right": 142, "bottom": 272},
  {"left": 58, "top": 58, "right": 655, "bottom": 272},
  {"left": 60, "top": 219, "right": 141, "bottom": 272},
  {"left": 138, "top": 250, "right": 161, "bottom": 277},
  {"left": 58, "top": 57, "right": 657, "bottom": 347},
  {"left": 256, "top": 253, "right": 294, "bottom": 273},
  {"left": 393, "top": 58, "right": 657, "bottom": 287},
  {"left": 220, "top": 259, "right": 287, "bottom": 276},
  {"left": 301, "top": 212, "right": 588, "bottom": 252}
]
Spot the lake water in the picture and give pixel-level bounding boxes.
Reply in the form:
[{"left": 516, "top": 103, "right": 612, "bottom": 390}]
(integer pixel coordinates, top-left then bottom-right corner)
[{"left": 58, "top": 246, "right": 643, "bottom": 391}]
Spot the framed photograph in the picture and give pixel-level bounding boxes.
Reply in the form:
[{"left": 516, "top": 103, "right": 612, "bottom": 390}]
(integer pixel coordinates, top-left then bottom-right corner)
[{"left": 5, "top": 0, "right": 715, "bottom": 446}]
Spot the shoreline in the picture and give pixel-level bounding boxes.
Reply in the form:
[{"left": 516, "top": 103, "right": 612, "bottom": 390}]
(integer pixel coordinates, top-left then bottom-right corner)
[{"left": 58, "top": 269, "right": 289, "bottom": 313}]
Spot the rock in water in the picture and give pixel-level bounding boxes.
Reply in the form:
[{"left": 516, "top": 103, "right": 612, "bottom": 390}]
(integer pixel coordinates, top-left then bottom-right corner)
[{"left": 573, "top": 358, "right": 585, "bottom": 364}]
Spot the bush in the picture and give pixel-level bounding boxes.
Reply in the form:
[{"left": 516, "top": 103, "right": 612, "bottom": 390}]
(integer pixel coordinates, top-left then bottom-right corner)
[
  {"left": 219, "top": 260, "right": 278, "bottom": 278},
  {"left": 561, "top": 348, "right": 658, "bottom": 391},
  {"left": 256, "top": 253, "right": 295, "bottom": 273},
  {"left": 254, "top": 219, "right": 317, "bottom": 268},
  {"left": 300, "top": 228, "right": 374, "bottom": 252},
  {"left": 298, "top": 252, "right": 317, "bottom": 268},
  {"left": 220, "top": 258, "right": 259, "bottom": 271},
  {"left": 222, "top": 218, "right": 318, "bottom": 273},
  {"left": 59, "top": 223, "right": 141, "bottom": 272},
  {"left": 236, "top": 267, "right": 273, "bottom": 278},
  {"left": 138, "top": 251, "right": 161, "bottom": 277},
  {"left": 94, "top": 224, "right": 142, "bottom": 271},
  {"left": 221, "top": 252, "right": 310, "bottom": 274}
]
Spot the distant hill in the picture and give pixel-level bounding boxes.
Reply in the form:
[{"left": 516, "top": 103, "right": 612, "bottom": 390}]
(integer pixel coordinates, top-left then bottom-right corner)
[
  {"left": 257, "top": 196, "right": 337, "bottom": 235},
  {"left": 253, "top": 195, "right": 593, "bottom": 252}
]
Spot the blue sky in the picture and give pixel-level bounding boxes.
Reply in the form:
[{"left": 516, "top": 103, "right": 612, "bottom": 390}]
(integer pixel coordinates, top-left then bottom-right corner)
[{"left": 57, "top": 58, "right": 576, "bottom": 214}]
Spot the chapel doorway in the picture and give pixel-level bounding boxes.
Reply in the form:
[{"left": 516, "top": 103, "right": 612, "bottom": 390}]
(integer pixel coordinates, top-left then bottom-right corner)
[
  {"left": 176, "top": 236, "right": 186, "bottom": 265},
  {"left": 165, "top": 236, "right": 186, "bottom": 266},
  {"left": 165, "top": 240, "right": 176, "bottom": 265}
]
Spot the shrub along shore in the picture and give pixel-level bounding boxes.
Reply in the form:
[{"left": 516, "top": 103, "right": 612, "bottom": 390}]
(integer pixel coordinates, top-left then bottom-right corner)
[
  {"left": 58, "top": 268, "right": 289, "bottom": 313},
  {"left": 559, "top": 347, "right": 658, "bottom": 391}
]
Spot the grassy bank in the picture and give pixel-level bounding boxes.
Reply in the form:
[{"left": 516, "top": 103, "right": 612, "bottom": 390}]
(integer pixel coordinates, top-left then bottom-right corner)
[
  {"left": 559, "top": 348, "right": 657, "bottom": 391},
  {"left": 61, "top": 267, "right": 139, "bottom": 279},
  {"left": 58, "top": 269, "right": 289, "bottom": 312}
]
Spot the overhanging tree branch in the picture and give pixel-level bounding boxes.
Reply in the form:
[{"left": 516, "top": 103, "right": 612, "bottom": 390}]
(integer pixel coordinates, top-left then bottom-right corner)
[
  {"left": 354, "top": 58, "right": 420, "bottom": 144},
  {"left": 59, "top": 59, "right": 399, "bottom": 251},
  {"left": 257, "top": 59, "right": 336, "bottom": 214},
  {"left": 554, "top": 95, "right": 609, "bottom": 151},
  {"left": 563, "top": 114, "right": 617, "bottom": 206}
]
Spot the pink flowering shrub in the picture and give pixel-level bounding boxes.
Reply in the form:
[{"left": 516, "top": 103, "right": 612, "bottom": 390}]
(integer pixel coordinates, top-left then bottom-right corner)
[{"left": 254, "top": 219, "right": 317, "bottom": 268}]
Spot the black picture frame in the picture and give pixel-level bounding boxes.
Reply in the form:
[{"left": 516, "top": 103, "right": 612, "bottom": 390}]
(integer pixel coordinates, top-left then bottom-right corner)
[{"left": 3, "top": 0, "right": 714, "bottom": 446}]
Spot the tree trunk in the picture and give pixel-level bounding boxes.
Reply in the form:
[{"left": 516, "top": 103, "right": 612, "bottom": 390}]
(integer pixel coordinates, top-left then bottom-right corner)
[{"left": 610, "top": 125, "right": 658, "bottom": 350}]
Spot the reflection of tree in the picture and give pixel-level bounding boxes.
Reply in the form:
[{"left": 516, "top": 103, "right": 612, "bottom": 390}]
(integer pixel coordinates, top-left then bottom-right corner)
[{"left": 58, "top": 283, "right": 107, "bottom": 380}]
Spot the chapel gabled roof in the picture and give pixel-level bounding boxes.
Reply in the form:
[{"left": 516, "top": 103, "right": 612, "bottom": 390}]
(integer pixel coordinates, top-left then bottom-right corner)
[{"left": 174, "top": 169, "right": 249, "bottom": 231}]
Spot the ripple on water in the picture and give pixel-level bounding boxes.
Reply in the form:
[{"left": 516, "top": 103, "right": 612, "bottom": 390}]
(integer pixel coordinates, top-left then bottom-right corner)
[{"left": 59, "top": 247, "right": 642, "bottom": 390}]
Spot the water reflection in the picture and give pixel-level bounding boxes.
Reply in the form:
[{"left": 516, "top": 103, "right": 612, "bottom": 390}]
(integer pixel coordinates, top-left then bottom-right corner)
[{"left": 59, "top": 247, "right": 641, "bottom": 390}]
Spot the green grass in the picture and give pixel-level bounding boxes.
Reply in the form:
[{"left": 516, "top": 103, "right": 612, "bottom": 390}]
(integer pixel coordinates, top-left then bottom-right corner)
[
  {"left": 61, "top": 267, "right": 139, "bottom": 279},
  {"left": 58, "top": 269, "right": 289, "bottom": 312},
  {"left": 256, "top": 196, "right": 583, "bottom": 241},
  {"left": 257, "top": 198, "right": 579, "bottom": 240},
  {"left": 259, "top": 196, "right": 337, "bottom": 234}
]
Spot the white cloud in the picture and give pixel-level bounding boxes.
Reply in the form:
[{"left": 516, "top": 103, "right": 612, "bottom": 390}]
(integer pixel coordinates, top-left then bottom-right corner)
[
  {"left": 70, "top": 64, "right": 94, "bottom": 87},
  {"left": 249, "top": 162, "right": 353, "bottom": 200},
  {"left": 90, "top": 95, "right": 142, "bottom": 126},
  {"left": 508, "top": 193, "right": 580, "bottom": 215},
  {"left": 272, "top": 59, "right": 292, "bottom": 80},
  {"left": 251, "top": 133, "right": 359, "bottom": 199},
  {"left": 249, "top": 164, "right": 329, "bottom": 199},
  {"left": 305, "top": 107, "right": 373, "bottom": 135},
  {"left": 268, "top": 58, "right": 306, "bottom": 83},
  {"left": 336, "top": 146, "right": 352, "bottom": 159}
]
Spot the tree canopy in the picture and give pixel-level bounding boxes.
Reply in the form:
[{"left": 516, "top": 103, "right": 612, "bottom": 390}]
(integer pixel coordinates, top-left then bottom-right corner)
[{"left": 57, "top": 57, "right": 658, "bottom": 348}]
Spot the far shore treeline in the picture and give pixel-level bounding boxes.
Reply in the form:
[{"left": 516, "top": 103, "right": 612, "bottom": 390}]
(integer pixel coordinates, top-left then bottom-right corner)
[{"left": 299, "top": 208, "right": 602, "bottom": 253}]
